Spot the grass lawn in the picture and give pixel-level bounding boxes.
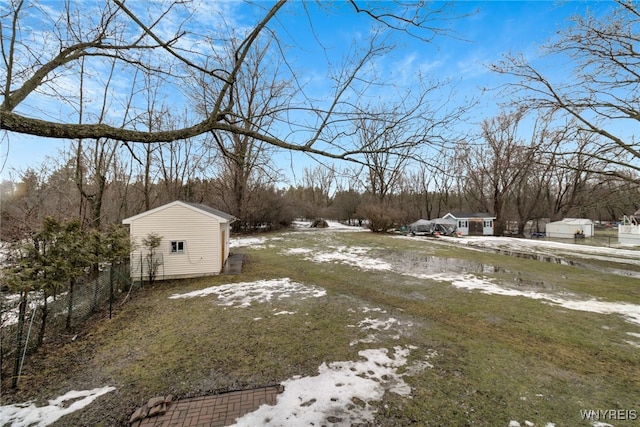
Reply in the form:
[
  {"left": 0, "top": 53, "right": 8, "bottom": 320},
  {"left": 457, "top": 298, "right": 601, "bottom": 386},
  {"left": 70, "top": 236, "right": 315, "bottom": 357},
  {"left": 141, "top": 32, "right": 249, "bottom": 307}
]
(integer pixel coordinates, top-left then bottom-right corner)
[{"left": 4, "top": 228, "right": 640, "bottom": 426}]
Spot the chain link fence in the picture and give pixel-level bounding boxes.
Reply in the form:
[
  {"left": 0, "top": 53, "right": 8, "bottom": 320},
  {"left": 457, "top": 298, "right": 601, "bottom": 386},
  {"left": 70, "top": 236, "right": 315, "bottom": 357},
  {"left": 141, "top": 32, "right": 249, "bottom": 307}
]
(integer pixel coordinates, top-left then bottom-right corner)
[{"left": 0, "top": 262, "right": 137, "bottom": 388}]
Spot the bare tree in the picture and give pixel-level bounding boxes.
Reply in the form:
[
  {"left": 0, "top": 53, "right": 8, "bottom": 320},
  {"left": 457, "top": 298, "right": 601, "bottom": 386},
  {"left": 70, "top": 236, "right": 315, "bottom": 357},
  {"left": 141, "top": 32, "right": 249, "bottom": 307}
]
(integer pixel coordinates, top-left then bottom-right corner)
[
  {"left": 0, "top": 167, "right": 51, "bottom": 240},
  {"left": 2, "top": 1, "right": 462, "bottom": 162},
  {"left": 192, "top": 32, "right": 289, "bottom": 230},
  {"left": 406, "top": 149, "right": 457, "bottom": 220},
  {"left": 542, "top": 130, "right": 602, "bottom": 221},
  {"left": 73, "top": 57, "right": 122, "bottom": 229},
  {"left": 491, "top": 1, "right": 640, "bottom": 181},
  {"left": 299, "top": 165, "right": 337, "bottom": 218},
  {"left": 459, "top": 109, "right": 538, "bottom": 235}
]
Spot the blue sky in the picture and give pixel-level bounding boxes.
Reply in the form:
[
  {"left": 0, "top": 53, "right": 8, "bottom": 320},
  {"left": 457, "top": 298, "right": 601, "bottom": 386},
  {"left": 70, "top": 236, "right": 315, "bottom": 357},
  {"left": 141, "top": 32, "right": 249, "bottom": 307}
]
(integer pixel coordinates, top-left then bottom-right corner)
[{"left": 0, "top": 1, "right": 617, "bottom": 181}]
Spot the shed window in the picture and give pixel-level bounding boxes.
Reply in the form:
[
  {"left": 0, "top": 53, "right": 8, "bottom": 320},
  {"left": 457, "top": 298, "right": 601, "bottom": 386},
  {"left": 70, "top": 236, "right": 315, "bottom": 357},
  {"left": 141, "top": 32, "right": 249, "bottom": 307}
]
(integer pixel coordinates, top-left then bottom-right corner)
[
  {"left": 170, "top": 241, "right": 185, "bottom": 254},
  {"left": 458, "top": 220, "right": 468, "bottom": 228},
  {"left": 483, "top": 220, "right": 493, "bottom": 228}
]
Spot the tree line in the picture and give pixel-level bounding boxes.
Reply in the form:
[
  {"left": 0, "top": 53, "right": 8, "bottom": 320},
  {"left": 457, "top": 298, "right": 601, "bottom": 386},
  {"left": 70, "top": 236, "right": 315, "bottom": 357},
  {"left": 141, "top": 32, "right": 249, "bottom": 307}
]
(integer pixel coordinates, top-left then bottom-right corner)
[
  {"left": 1, "top": 0, "right": 639, "bottom": 236},
  {"left": 2, "top": 115, "right": 637, "bottom": 240}
]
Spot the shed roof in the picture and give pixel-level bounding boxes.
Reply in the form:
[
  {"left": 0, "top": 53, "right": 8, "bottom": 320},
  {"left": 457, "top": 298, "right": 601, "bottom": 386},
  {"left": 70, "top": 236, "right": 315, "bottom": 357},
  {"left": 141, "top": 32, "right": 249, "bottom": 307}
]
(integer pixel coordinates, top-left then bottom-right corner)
[
  {"left": 444, "top": 212, "right": 496, "bottom": 220},
  {"left": 547, "top": 218, "right": 593, "bottom": 226},
  {"left": 122, "top": 200, "right": 236, "bottom": 224}
]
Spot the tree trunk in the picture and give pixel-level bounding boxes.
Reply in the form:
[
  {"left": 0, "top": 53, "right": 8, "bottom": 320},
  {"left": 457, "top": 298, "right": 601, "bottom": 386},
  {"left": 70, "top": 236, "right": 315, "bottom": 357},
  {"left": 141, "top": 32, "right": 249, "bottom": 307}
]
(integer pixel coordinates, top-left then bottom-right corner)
[{"left": 38, "top": 291, "right": 48, "bottom": 347}]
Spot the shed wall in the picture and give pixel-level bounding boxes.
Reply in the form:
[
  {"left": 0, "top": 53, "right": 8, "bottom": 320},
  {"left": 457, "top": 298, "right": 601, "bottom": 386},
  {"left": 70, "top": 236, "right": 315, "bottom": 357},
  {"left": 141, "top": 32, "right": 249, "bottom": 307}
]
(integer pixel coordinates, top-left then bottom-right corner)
[
  {"left": 546, "top": 222, "right": 594, "bottom": 238},
  {"left": 128, "top": 204, "right": 222, "bottom": 281}
]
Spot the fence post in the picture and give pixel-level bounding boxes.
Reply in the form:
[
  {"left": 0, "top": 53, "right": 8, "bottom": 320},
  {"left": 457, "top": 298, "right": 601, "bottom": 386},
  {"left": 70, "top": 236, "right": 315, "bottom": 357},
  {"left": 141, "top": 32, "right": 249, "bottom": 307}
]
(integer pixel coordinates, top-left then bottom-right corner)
[
  {"left": 12, "top": 291, "right": 27, "bottom": 388},
  {"left": 109, "top": 264, "right": 114, "bottom": 319},
  {"left": 93, "top": 273, "right": 99, "bottom": 313},
  {"left": 66, "top": 278, "right": 75, "bottom": 330}
]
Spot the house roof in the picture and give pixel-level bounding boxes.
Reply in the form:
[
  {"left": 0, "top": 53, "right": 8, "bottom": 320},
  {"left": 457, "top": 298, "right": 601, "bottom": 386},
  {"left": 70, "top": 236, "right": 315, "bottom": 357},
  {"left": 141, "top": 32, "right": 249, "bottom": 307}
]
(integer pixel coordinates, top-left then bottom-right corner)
[
  {"left": 183, "top": 202, "right": 236, "bottom": 222},
  {"left": 122, "top": 200, "right": 236, "bottom": 224},
  {"left": 443, "top": 212, "right": 496, "bottom": 220}
]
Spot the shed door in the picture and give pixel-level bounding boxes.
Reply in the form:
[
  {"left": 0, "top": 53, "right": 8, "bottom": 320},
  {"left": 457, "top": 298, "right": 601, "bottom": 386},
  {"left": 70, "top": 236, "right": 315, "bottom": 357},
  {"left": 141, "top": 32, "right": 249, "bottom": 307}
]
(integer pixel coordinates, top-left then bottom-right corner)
[{"left": 469, "top": 220, "right": 483, "bottom": 236}]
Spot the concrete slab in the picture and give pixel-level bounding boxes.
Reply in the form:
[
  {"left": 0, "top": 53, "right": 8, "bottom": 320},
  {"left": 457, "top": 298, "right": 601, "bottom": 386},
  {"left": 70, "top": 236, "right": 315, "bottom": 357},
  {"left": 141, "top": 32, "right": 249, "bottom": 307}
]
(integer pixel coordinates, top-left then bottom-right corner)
[{"left": 222, "top": 254, "right": 244, "bottom": 275}]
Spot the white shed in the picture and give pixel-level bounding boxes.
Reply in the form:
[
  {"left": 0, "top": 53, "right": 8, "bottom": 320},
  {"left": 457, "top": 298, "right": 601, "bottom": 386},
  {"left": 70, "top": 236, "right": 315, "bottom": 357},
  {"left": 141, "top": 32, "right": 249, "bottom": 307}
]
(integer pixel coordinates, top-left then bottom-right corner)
[
  {"left": 545, "top": 218, "right": 594, "bottom": 239},
  {"left": 122, "top": 201, "right": 236, "bottom": 281},
  {"left": 442, "top": 212, "right": 496, "bottom": 236}
]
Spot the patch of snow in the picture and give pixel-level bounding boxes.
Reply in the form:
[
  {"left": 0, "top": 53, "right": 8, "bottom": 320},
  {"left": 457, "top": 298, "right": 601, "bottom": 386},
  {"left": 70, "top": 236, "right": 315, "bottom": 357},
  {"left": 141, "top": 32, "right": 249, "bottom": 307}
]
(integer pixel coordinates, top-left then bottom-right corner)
[
  {"left": 348, "top": 316, "right": 413, "bottom": 346},
  {"left": 2, "top": 292, "right": 67, "bottom": 327},
  {"left": 230, "top": 236, "right": 284, "bottom": 249},
  {"left": 304, "top": 246, "right": 393, "bottom": 272},
  {"left": 231, "top": 346, "right": 429, "bottom": 427},
  {"left": 402, "top": 349, "right": 438, "bottom": 376},
  {"left": 293, "top": 241, "right": 640, "bottom": 329},
  {"left": 273, "top": 311, "right": 296, "bottom": 316},
  {"left": 0, "top": 386, "right": 115, "bottom": 427},
  {"left": 168, "top": 278, "right": 326, "bottom": 307},
  {"left": 439, "top": 235, "right": 640, "bottom": 266},
  {"left": 282, "top": 248, "right": 313, "bottom": 255},
  {"left": 447, "top": 273, "right": 640, "bottom": 326},
  {"left": 509, "top": 422, "right": 550, "bottom": 427},
  {"left": 360, "top": 306, "right": 387, "bottom": 314},
  {"left": 290, "top": 237, "right": 640, "bottom": 328}
]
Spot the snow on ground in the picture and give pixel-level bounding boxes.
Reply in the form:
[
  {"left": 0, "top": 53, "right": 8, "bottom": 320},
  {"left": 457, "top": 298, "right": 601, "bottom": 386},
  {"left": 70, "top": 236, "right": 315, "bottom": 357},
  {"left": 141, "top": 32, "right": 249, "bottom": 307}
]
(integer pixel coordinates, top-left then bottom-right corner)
[
  {"left": 441, "top": 273, "right": 640, "bottom": 327},
  {"left": 2, "top": 292, "right": 64, "bottom": 327},
  {"left": 168, "top": 278, "right": 326, "bottom": 307},
  {"left": 288, "top": 236, "right": 640, "bottom": 331},
  {"left": 230, "top": 220, "right": 365, "bottom": 249},
  {"left": 230, "top": 236, "right": 284, "bottom": 249},
  {"left": 231, "top": 345, "right": 431, "bottom": 427},
  {"left": 285, "top": 245, "right": 394, "bottom": 272},
  {"left": 171, "top": 278, "right": 439, "bottom": 426},
  {"left": 3, "top": 233, "right": 630, "bottom": 427},
  {"left": 439, "top": 235, "right": 640, "bottom": 266},
  {"left": 509, "top": 421, "right": 556, "bottom": 427},
  {"left": 0, "top": 386, "right": 115, "bottom": 427}
]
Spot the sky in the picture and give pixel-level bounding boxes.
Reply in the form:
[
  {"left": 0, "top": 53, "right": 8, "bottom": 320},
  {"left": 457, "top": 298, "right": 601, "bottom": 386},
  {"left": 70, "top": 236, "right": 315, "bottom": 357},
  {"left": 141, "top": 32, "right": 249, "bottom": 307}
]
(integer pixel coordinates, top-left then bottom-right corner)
[
  {"left": 0, "top": 1, "right": 619, "bottom": 182},
  {"left": 1, "top": 222, "right": 638, "bottom": 426}
]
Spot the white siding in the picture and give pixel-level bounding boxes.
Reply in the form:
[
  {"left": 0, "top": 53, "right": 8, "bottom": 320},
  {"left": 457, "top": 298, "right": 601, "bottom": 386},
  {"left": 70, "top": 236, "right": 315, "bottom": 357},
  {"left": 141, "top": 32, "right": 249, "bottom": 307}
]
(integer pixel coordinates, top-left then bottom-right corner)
[
  {"left": 128, "top": 204, "right": 224, "bottom": 280},
  {"left": 545, "top": 219, "right": 594, "bottom": 239},
  {"left": 619, "top": 224, "right": 640, "bottom": 245}
]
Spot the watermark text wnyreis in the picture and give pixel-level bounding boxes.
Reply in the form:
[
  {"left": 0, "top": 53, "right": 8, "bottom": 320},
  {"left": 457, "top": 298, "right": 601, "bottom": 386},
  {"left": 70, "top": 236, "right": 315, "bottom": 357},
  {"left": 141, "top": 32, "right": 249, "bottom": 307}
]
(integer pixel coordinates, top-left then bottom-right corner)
[{"left": 580, "top": 409, "right": 637, "bottom": 422}]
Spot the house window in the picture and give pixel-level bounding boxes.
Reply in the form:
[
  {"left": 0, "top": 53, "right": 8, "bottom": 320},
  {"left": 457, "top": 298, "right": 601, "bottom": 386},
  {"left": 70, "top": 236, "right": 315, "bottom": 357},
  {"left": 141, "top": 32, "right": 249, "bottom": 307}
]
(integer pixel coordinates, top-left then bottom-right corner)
[
  {"left": 458, "top": 220, "right": 468, "bottom": 228},
  {"left": 483, "top": 220, "right": 493, "bottom": 228},
  {"left": 170, "top": 241, "right": 185, "bottom": 254}
]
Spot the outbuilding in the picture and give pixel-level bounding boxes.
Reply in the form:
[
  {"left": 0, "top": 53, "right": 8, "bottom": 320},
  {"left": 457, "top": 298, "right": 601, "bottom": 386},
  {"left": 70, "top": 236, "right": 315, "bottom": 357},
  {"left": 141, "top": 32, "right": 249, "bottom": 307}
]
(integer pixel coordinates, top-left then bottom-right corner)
[
  {"left": 442, "top": 212, "right": 496, "bottom": 236},
  {"left": 545, "top": 218, "right": 594, "bottom": 239},
  {"left": 122, "top": 201, "right": 236, "bottom": 281},
  {"left": 618, "top": 211, "right": 640, "bottom": 245}
]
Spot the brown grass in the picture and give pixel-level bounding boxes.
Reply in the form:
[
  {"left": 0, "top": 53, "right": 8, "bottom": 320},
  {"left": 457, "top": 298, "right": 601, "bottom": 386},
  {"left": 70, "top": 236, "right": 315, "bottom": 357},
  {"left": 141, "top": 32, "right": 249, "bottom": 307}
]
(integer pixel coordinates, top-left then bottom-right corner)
[{"left": 2, "top": 229, "right": 639, "bottom": 426}]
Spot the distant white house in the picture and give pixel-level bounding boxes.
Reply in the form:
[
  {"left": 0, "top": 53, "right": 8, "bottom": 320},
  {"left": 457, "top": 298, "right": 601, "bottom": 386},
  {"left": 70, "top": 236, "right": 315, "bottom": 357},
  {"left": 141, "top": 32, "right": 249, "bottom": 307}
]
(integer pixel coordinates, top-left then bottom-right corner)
[
  {"left": 122, "top": 201, "right": 236, "bottom": 281},
  {"left": 545, "top": 218, "right": 594, "bottom": 239},
  {"left": 442, "top": 212, "right": 496, "bottom": 236},
  {"left": 619, "top": 211, "right": 640, "bottom": 245}
]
